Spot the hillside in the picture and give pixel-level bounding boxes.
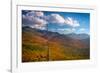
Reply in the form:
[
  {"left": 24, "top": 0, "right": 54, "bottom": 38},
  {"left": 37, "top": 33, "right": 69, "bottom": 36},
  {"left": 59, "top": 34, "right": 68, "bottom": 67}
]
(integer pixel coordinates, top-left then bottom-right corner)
[{"left": 22, "top": 26, "right": 90, "bottom": 62}]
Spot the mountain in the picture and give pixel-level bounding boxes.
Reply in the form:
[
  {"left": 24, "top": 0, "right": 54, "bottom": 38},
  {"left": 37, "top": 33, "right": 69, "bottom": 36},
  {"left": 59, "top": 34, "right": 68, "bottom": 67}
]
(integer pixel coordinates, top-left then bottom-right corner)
[
  {"left": 67, "top": 33, "right": 89, "bottom": 40},
  {"left": 22, "top": 26, "right": 90, "bottom": 62}
]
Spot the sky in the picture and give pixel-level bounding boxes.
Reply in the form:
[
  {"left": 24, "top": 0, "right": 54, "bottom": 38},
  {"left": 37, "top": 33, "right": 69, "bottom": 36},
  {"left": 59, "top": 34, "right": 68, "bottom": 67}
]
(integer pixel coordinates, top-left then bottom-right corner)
[{"left": 22, "top": 10, "right": 90, "bottom": 34}]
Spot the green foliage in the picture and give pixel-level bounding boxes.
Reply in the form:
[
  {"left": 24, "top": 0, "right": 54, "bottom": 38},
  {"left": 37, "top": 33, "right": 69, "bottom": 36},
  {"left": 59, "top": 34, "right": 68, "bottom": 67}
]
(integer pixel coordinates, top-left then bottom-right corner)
[
  {"left": 22, "top": 44, "right": 49, "bottom": 62},
  {"left": 22, "top": 44, "right": 47, "bottom": 51}
]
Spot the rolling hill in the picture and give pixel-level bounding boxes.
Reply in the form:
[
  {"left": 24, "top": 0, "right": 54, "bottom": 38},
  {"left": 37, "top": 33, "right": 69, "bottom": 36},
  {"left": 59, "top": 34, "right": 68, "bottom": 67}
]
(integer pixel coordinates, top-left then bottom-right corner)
[{"left": 22, "top": 26, "right": 90, "bottom": 62}]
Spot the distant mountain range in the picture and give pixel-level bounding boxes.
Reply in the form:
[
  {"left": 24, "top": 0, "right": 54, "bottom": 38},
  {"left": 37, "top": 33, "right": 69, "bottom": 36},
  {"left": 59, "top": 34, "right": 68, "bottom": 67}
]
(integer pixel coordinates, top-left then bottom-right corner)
[
  {"left": 22, "top": 26, "right": 90, "bottom": 48},
  {"left": 22, "top": 26, "right": 90, "bottom": 62},
  {"left": 67, "top": 33, "right": 89, "bottom": 40}
]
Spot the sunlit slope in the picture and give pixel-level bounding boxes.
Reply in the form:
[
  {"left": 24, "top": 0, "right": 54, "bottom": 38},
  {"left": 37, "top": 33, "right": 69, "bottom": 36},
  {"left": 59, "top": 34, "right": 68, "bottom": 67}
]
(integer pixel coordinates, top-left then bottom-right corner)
[{"left": 22, "top": 26, "right": 90, "bottom": 62}]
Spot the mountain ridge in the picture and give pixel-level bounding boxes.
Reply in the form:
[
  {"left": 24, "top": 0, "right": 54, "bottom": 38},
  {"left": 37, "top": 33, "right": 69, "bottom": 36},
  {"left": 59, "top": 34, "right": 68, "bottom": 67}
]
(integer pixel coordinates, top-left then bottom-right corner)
[{"left": 22, "top": 26, "right": 90, "bottom": 62}]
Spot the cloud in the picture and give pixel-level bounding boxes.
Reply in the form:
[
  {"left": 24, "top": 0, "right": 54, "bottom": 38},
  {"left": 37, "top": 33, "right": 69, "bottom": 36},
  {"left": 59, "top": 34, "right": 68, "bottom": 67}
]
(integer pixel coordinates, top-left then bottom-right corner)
[
  {"left": 46, "top": 15, "right": 80, "bottom": 27},
  {"left": 22, "top": 15, "right": 47, "bottom": 26},
  {"left": 46, "top": 14, "right": 65, "bottom": 24},
  {"left": 50, "top": 28, "right": 76, "bottom": 34},
  {"left": 58, "top": 28, "right": 76, "bottom": 34},
  {"left": 78, "top": 28, "right": 86, "bottom": 33},
  {"left": 22, "top": 11, "right": 80, "bottom": 30},
  {"left": 26, "top": 11, "right": 44, "bottom": 17},
  {"left": 79, "top": 28, "right": 85, "bottom": 31},
  {"left": 30, "top": 24, "right": 46, "bottom": 30},
  {"left": 65, "top": 17, "right": 80, "bottom": 27},
  {"left": 22, "top": 11, "right": 47, "bottom": 30}
]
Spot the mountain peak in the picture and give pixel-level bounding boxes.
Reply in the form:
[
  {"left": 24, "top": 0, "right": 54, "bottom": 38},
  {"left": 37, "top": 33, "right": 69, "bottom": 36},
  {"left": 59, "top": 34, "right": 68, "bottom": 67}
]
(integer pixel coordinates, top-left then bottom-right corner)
[{"left": 67, "top": 33, "right": 89, "bottom": 40}]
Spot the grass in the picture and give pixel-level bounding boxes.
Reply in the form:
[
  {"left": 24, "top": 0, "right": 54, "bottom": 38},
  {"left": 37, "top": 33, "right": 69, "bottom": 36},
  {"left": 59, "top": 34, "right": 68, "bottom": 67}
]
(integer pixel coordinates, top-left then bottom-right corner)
[
  {"left": 22, "top": 43, "right": 90, "bottom": 62},
  {"left": 22, "top": 28, "right": 90, "bottom": 62},
  {"left": 22, "top": 44, "right": 49, "bottom": 62}
]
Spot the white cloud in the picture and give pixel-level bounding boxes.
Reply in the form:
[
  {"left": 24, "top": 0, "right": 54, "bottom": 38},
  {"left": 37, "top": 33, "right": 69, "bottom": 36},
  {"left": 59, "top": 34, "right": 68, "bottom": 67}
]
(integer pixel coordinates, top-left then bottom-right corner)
[
  {"left": 33, "top": 17, "right": 47, "bottom": 25},
  {"left": 30, "top": 24, "right": 46, "bottom": 30},
  {"left": 46, "top": 15, "right": 80, "bottom": 27},
  {"left": 47, "top": 14, "right": 65, "bottom": 24},
  {"left": 34, "top": 11, "right": 44, "bottom": 17},
  {"left": 22, "top": 11, "right": 80, "bottom": 30},
  {"left": 26, "top": 11, "right": 44, "bottom": 17},
  {"left": 22, "top": 11, "right": 47, "bottom": 29},
  {"left": 59, "top": 28, "right": 75, "bottom": 32},
  {"left": 65, "top": 17, "right": 80, "bottom": 27},
  {"left": 22, "top": 15, "right": 47, "bottom": 25},
  {"left": 56, "top": 28, "right": 71, "bottom": 31},
  {"left": 50, "top": 28, "right": 76, "bottom": 34},
  {"left": 79, "top": 28, "right": 85, "bottom": 31}
]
